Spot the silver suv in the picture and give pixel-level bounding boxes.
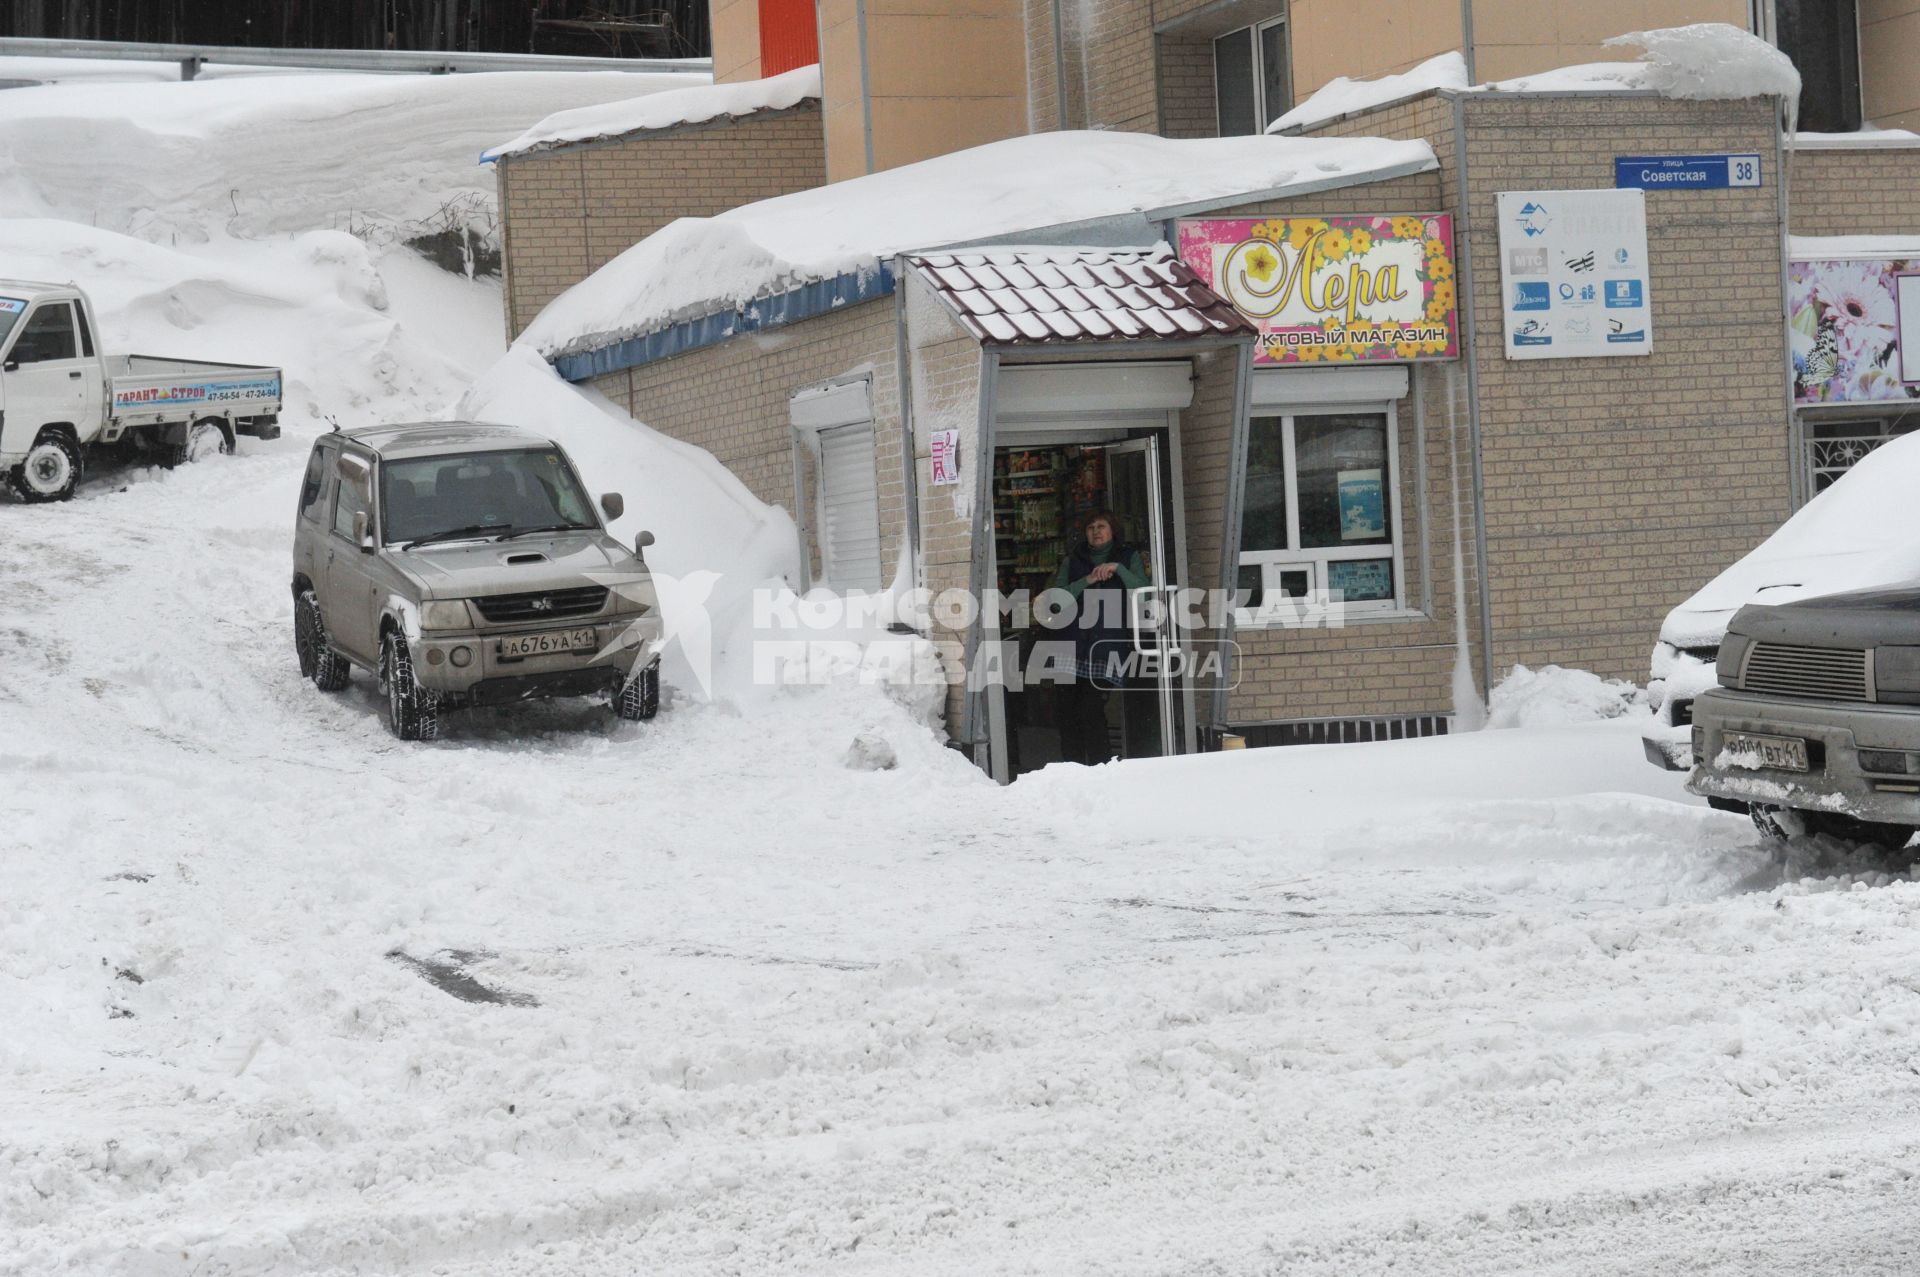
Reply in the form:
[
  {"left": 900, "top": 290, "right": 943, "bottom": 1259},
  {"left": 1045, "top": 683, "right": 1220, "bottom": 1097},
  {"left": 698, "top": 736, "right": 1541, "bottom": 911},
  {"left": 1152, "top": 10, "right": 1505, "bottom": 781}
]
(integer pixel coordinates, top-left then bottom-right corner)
[
  {"left": 291, "top": 421, "right": 663, "bottom": 740},
  {"left": 1689, "top": 584, "right": 1920, "bottom": 851}
]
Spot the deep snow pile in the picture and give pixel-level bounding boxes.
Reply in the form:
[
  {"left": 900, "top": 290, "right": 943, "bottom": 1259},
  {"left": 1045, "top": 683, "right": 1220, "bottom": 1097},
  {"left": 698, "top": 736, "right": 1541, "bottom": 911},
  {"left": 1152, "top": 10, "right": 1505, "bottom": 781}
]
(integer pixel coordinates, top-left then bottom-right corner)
[
  {"left": 1486, "top": 663, "right": 1646, "bottom": 729},
  {"left": 0, "top": 67, "right": 697, "bottom": 251}
]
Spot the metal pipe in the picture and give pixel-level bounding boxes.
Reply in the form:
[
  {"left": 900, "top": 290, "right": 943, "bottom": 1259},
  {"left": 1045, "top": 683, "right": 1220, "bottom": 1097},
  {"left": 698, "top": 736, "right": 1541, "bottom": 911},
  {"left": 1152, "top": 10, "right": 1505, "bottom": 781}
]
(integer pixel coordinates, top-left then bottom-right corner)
[
  {"left": 961, "top": 347, "right": 1002, "bottom": 774},
  {"left": 1448, "top": 90, "right": 1496, "bottom": 709},
  {"left": 892, "top": 255, "right": 925, "bottom": 594},
  {"left": 1210, "top": 339, "right": 1255, "bottom": 741},
  {"left": 1460, "top": 0, "right": 1476, "bottom": 84},
  {"left": 0, "top": 36, "right": 708, "bottom": 77}
]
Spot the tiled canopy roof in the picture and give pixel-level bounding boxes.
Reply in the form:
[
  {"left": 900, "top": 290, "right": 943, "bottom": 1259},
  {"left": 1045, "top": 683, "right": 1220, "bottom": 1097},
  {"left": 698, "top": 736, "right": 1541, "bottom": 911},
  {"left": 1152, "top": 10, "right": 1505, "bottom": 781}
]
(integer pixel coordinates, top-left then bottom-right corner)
[{"left": 910, "top": 247, "right": 1256, "bottom": 345}]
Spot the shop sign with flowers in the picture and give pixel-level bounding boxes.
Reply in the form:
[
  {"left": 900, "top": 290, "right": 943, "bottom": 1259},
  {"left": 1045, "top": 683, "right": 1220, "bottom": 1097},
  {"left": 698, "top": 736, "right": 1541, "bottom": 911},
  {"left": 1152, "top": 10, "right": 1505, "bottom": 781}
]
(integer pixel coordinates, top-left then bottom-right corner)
[
  {"left": 1175, "top": 214, "right": 1459, "bottom": 365},
  {"left": 1789, "top": 257, "right": 1920, "bottom": 404}
]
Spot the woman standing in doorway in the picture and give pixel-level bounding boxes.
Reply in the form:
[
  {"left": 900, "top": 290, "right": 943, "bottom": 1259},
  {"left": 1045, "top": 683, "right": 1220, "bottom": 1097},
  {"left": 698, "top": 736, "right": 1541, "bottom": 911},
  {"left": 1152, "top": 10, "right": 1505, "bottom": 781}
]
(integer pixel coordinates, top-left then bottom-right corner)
[{"left": 1053, "top": 510, "right": 1148, "bottom": 766}]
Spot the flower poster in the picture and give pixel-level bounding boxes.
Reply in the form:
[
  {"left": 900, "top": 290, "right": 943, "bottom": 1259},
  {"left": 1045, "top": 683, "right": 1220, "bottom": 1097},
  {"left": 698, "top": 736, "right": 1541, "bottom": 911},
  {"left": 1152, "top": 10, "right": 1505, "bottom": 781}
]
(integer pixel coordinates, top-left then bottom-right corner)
[
  {"left": 1790, "top": 257, "right": 1920, "bottom": 404},
  {"left": 1175, "top": 214, "right": 1458, "bottom": 365}
]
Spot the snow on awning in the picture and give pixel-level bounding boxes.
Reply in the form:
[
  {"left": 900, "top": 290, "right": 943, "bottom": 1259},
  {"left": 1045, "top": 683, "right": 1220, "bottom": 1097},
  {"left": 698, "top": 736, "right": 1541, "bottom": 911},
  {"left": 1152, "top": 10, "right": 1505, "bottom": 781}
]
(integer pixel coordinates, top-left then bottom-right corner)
[{"left": 911, "top": 247, "right": 1255, "bottom": 346}]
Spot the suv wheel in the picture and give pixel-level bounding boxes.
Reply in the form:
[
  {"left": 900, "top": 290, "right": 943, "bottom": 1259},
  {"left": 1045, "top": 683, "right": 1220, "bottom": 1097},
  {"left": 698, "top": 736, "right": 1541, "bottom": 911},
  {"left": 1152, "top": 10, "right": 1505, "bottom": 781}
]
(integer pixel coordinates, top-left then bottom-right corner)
[
  {"left": 294, "top": 589, "right": 351, "bottom": 691},
  {"left": 9, "top": 433, "right": 81, "bottom": 503},
  {"left": 612, "top": 661, "right": 659, "bottom": 721},
  {"left": 1751, "top": 802, "right": 1914, "bottom": 852},
  {"left": 381, "top": 629, "right": 439, "bottom": 741}
]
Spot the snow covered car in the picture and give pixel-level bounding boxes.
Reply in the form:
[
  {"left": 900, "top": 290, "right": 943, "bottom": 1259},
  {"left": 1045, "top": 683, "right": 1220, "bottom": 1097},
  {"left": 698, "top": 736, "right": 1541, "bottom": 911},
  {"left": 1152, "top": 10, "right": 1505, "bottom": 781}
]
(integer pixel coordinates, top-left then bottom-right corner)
[
  {"left": 1643, "top": 431, "right": 1920, "bottom": 773},
  {"left": 1687, "top": 586, "right": 1920, "bottom": 849},
  {"left": 291, "top": 421, "right": 663, "bottom": 740}
]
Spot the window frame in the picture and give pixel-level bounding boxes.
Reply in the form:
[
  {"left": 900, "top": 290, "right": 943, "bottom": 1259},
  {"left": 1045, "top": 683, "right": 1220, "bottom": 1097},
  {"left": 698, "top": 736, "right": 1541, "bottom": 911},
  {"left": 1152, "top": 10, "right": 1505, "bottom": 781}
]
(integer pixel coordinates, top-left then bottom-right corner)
[
  {"left": 1213, "top": 10, "right": 1292, "bottom": 137},
  {"left": 7, "top": 300, "right": 79, "bottom": 366},
  {"left": 1235, "top": 401, "right": 1408, "bottom": 626}
]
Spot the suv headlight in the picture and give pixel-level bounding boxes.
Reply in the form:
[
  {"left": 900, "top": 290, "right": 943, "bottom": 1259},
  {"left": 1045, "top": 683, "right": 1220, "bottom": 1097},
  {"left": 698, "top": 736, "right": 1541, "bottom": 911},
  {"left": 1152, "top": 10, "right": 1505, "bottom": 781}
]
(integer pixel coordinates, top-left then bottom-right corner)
[
  {"left": 420, "top": 599, "right": 475, "bottom": 630},
  {"left": 608, "top": 577, "right": 657, "bottom": 616},
  {"left": 1876, "top": 646, "right": 1920, "bottom": 699}
]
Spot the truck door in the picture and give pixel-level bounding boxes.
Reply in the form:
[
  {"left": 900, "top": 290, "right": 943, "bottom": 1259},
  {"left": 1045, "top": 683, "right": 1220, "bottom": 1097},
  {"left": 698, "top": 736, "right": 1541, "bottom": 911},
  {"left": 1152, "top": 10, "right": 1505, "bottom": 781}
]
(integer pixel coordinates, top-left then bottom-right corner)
[
  {"left": 70, "top": 299, "right": 105, "bottom": 433},
  {"left": 2, "top": 300, "right": 91, "bottom": 443}
]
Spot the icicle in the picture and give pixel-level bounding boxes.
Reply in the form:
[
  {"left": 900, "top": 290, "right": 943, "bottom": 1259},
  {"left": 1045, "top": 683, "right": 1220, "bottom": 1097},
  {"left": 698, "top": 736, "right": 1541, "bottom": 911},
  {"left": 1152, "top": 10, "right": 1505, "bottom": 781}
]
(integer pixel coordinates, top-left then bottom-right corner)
[{"left": 1447, "top": 363, "right": 1486, "bottom": 731}]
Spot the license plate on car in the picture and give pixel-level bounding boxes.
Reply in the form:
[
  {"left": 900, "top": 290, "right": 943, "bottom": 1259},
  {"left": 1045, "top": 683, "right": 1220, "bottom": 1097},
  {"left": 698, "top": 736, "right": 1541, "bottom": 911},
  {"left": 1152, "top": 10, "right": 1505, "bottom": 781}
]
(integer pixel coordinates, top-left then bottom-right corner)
[
  {"left": 1721, "top": 730, "right": 1810, "bottom": 772},
  {"left": 497, "top": 627, "right": 596, "bottom": 659}
]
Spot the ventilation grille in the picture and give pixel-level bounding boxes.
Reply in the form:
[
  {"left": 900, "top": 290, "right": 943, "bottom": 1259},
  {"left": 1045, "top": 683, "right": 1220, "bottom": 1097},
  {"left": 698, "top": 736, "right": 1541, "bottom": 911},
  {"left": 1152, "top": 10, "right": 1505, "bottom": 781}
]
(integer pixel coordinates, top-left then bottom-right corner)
[
  {"left": 1740, "top": 642, "right": 1870, "bottom": 702},
  {"left": 1232, "top": 714, "right": 1451, "bottom": 749},
  {"left": 473, "top": 585, "right": 607, "bottom": 624}
]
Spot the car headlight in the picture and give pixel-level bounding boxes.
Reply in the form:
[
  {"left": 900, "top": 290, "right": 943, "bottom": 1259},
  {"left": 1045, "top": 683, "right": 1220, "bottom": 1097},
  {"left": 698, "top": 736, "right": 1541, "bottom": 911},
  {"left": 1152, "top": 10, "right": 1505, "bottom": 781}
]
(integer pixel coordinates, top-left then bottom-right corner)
[
  {"left": 608, "top": 577, "right": 657, "bottom": 616},
  {"left": 420, "top": 599, "right": 474, "bottom": 630},
  {"left": 1715, "top": 633, "right": 1751, "bottom": 687},
  {"left": 1876, "top": 646, "right": 1920, "bottom": 698}
]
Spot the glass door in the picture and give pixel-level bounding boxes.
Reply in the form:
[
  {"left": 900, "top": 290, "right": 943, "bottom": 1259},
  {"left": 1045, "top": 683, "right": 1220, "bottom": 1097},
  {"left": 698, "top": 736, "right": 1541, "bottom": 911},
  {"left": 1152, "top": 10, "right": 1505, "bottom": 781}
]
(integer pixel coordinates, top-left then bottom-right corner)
[{"left": 1103, "top": 437, "right": 1183, "bottom": 759}]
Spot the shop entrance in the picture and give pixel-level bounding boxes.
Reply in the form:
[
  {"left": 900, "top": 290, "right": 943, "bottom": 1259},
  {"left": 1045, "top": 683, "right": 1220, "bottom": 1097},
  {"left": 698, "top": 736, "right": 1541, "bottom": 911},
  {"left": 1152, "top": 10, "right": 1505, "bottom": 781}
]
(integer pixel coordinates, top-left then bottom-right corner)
[{"left": 986, "top": 424, "right": 1192, "bottom": 779}]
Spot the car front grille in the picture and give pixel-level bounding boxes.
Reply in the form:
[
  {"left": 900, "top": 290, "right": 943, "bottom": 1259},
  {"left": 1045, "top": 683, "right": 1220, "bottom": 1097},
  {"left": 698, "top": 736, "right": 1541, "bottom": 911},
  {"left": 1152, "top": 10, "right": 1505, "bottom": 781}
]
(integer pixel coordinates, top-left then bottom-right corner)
[
  {"left": 473, "top": 585, "right": 608, "bottom": 624},
  {"left": 1739, "top": 641, "right": 1871, "bottom": 702}
]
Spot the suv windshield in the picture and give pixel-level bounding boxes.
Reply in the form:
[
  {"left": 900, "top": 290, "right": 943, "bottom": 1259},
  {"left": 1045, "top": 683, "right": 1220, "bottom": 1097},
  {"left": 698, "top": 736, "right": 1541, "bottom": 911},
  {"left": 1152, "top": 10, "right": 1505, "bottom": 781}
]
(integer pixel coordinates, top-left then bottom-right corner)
[
  {"left": 0, "top": 297, "right": 26, "bottom": 351},
  {"left": 381, "top": 447, "right": 596, "bottom": 547}
]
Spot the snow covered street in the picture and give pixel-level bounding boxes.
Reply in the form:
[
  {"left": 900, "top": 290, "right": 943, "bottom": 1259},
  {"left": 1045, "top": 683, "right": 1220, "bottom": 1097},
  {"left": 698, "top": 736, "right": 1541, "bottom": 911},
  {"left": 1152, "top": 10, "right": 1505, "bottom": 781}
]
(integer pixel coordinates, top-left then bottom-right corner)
[
  {"left": 3, "top": 59, "right": 1920, "bottom": 1277},
  {"left": 6, "top": 433, "right": 1920, "bottom": 1273}
]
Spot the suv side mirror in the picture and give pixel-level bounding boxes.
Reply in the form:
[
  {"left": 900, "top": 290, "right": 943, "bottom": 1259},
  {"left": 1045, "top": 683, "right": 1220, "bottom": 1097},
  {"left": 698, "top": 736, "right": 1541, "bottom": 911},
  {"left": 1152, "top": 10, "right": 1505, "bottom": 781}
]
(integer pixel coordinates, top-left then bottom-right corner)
[
  {"left": 599, "top": 492, "right": 624, "bottom": 521},
  {"left": 351, "top": 509, "right": 374, "bottom": 552},
  {"left": 2, "top": 359, "right": 16, "bottom": 373},
  {"left": 635, "top": 529, "right": 655, "bottom": 551}
]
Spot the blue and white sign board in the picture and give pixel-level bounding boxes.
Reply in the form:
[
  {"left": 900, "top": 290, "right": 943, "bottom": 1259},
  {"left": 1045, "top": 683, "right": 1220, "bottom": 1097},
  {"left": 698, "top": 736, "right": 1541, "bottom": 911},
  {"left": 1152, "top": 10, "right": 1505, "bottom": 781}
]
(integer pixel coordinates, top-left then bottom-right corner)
[
  {"left": 1615, "top": 153, "right": 1762, "bottom": 190},
  {"left": 1495, "top": 189, "right": 1653, "bottom": 360}
]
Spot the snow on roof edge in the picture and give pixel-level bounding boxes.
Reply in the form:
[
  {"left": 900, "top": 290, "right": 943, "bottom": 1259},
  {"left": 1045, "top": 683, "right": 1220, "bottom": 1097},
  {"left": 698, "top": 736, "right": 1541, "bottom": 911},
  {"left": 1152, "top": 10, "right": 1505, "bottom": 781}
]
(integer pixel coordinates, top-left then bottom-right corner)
[
  {"left": 483, "top": 64, "right": 820, "bottom": 162},
  {"left": 521, "top": 135, "right": 1438, "bottom": 366},
  {"left": 1273, "top": 23, "right": 1799, "bottom": 136},
  {"left": 1792, "top": 127, "right": 1920, "bottom": 150}
]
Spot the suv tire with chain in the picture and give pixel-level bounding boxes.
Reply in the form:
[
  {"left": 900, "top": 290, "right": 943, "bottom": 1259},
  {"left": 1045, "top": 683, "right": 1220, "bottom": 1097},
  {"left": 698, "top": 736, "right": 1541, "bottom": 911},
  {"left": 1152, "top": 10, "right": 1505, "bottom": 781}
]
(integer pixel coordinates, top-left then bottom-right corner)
[
  {"left": 381, "top": 628, "right": 439, "bottom": 741},
  {"left": 294, "top": 589, "right": 352, "bottom": 691}
]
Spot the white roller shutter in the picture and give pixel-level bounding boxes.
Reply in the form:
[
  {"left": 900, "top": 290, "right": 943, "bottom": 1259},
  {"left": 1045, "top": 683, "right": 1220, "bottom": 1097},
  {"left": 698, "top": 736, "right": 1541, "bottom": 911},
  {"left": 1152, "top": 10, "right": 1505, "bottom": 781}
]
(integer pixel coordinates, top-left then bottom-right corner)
[{"left": 818, "top": 422, "right": 883, "bottom": 591}]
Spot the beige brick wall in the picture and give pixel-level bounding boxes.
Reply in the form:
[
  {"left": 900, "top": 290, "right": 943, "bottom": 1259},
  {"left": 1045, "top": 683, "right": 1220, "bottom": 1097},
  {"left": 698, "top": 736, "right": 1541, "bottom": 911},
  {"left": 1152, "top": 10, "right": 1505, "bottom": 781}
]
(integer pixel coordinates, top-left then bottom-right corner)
[
  {"left": 584, "top": 297, "right": 909, "bottom": 599},
  {"left": 1788, "top": 144, "right": 1920, "bottom": 237},
  {"left": 1861, "top": 0, "right": 1920, "bottom": 132},
  {"left": 1452, "top": 94, "right": 1793, "bottom": 683},
  {"left": 905, "top": 271, "right": 988, "bottom": 743},
  {"left": 496, "top": 105, "right": 826, "bottom": 339}
]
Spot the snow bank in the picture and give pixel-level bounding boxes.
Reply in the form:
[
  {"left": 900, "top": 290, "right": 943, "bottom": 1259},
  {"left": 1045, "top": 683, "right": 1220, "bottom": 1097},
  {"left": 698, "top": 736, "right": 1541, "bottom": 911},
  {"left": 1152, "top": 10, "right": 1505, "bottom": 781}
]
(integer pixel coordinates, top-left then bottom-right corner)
[
  {"left": 0, "top": 69, "right": 691, "bottom": 249},
  {"left": 1601, "top": 23, "right": 1800, "bottom": 105},
  {"left": 1661, "top": 431, "right": 1920, "bottom": 649},
  {"left": 518, "top": 129, "right": 1436, "bottom": 359},
  {"left": 484, "top": 64, "right": 815, "bottom": 161},
  {"left": 1487, "top": 664, "right": 1646, "bottom": 729},
  {"left": 1269, "top": 51, "right": 1468, "bottom": 133}
]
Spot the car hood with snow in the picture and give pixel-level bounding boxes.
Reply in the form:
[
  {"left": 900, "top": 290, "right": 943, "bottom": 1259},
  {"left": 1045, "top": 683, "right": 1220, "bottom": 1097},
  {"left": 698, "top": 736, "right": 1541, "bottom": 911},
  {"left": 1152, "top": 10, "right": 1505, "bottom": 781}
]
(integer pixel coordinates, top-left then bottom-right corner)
[
  {"left": 388, "top": 529, "right": 640, "bottom": 600},
  {"left": 1727, "top": 583, "right": 1920, "bottom": 650}
]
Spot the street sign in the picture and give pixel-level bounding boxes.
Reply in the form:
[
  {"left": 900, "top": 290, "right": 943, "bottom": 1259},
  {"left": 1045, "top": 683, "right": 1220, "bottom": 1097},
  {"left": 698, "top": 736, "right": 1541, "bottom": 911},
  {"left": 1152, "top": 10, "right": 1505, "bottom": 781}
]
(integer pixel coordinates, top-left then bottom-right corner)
[{"left": 1614, "top": 154, "right": 1762, "bottom": 190}]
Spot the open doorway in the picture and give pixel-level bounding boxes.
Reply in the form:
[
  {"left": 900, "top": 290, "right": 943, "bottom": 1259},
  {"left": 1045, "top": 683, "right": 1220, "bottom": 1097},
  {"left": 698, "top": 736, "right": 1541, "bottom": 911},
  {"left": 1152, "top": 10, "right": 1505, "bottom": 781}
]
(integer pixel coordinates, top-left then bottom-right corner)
[{"left": 988, "top": 426, "right": 1189, "bottom": 778}]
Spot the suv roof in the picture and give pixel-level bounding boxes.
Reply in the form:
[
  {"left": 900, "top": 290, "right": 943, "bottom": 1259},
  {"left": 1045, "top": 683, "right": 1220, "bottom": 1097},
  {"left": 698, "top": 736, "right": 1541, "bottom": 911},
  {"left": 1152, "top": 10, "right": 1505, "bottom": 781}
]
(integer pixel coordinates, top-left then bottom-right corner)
[{"left": 338, "top": 420, "right": 555, "bottom": 460}]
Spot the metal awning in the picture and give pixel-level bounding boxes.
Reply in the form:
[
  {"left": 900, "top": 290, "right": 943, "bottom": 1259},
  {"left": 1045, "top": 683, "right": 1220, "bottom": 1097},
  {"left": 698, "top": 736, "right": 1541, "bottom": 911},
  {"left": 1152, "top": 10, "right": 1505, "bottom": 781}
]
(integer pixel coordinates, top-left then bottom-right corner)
[{"left": 909, "top": 247, "right": 1255, "bottom": 346}]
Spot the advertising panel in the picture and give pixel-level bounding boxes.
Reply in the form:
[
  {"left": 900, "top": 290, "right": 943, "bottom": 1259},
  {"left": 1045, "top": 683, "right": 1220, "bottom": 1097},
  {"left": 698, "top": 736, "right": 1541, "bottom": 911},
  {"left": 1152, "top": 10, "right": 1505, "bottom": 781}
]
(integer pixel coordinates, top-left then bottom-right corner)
[
  {"left": 1175, "top": 214, "right": 1458, "bottom": 366},
  {"left": 1789, "top": 256, "right": 1920, "bottom": 403},
  {"left": 1494, "top": 190, "right": 1653, "bottom": 360}
]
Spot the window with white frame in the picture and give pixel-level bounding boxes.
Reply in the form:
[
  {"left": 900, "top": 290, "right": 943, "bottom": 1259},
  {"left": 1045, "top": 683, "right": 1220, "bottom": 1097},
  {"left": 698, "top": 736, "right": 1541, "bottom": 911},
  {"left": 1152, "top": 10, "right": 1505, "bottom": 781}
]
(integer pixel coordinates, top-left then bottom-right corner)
[
  {"left": 1236, "top": 406, "right": 1404, "bottom": 620},
  {"left": 1213, "top": 12, "right": 1291, "bottom": 137}
]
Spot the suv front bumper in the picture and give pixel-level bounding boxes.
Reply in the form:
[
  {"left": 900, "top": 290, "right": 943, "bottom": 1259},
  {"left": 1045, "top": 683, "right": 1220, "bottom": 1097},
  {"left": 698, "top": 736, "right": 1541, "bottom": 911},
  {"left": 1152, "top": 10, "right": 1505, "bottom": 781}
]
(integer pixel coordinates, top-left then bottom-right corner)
[
  {"left": 1688, "top": 687, "right": 1920, "bottom": 825},
  {"left": 411, "top": 614, "right": 663, "bottom": 699}
]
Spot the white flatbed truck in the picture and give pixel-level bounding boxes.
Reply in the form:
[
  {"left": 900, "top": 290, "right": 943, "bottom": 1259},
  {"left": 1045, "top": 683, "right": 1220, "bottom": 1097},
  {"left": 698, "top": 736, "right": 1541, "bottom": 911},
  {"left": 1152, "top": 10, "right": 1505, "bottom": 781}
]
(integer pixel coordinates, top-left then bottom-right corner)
[{"left": 0, "top": 279, "right": 282, "bottom": 502}]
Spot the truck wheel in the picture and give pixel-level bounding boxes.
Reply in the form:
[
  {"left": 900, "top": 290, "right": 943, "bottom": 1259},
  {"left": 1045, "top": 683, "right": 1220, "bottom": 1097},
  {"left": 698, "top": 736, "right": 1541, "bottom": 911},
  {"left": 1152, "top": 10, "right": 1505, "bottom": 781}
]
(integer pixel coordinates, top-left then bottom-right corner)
[
  {"left": 612, "top": 661, "right": 659, "bottom": 721},
  {"left": 294, "top": 590, "right": 351, "bottom": 691},
  {"left": 9, "top": 433, "right": 81, "bottom": 503},
  {"left": 380, "top": 629, "right": 439, "bottom": 742},
  {"left": 165, "top": 419, "right": 230, "bottom": 469}
]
